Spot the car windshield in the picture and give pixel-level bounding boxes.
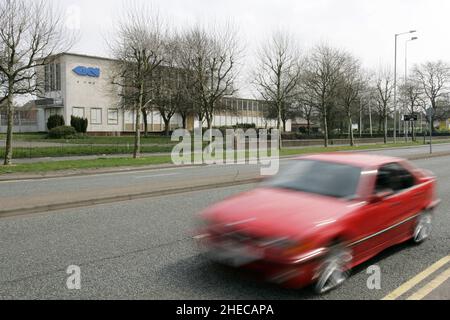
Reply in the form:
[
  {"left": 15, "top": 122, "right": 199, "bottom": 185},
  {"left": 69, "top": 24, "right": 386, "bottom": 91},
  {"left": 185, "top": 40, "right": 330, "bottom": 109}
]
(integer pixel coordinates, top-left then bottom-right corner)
[{"left": 264, "top": 159, "right": 362, "bottom": 199}]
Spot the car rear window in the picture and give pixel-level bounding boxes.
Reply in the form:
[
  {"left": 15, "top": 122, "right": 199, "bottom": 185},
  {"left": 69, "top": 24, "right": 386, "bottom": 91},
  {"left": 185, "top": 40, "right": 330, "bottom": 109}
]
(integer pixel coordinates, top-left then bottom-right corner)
[{"left": 264, "top": 159, "right": 362, "bottom": 199}]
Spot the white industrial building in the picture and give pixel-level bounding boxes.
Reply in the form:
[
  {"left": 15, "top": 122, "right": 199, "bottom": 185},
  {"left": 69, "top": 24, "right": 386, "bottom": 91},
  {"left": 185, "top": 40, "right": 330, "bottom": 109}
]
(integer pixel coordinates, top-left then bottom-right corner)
[{"left": 1, "top": 53, "right": 290, "bottom": 134}]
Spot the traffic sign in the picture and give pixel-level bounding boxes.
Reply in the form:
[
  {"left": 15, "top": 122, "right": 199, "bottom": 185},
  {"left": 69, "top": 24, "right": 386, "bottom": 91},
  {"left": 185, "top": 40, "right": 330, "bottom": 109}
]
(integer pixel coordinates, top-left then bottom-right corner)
[{"left": 403, "top": 114, "right": 418, "bottom": 121}]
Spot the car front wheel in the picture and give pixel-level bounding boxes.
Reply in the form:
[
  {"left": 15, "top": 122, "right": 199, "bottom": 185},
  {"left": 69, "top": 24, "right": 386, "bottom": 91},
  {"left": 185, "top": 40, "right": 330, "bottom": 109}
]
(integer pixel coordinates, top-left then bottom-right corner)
[
  {"left": 413, "top": 212, "right": 433, "bottom": 244},
  {"left": 314, "top": 244, "right": 352, "bottom": 295}
]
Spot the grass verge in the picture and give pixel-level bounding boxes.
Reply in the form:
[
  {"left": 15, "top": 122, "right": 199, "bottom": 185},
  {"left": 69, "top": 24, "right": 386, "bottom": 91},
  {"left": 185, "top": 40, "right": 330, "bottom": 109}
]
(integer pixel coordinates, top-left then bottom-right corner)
[{"left": 0, "top": 145, "right": 175, "bottom": 159}]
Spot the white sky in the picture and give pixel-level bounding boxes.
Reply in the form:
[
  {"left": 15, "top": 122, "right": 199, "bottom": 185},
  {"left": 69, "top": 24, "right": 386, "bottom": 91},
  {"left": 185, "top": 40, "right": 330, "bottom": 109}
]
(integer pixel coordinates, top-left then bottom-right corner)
[{"left": 52, "top": 0, "right": 450, "bottom": 98}]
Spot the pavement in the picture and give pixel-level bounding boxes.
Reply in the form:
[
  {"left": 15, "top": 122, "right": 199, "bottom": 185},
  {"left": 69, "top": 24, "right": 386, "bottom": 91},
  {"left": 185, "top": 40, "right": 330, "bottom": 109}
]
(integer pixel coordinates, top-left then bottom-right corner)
[{"left": 0, "top": 144, "right": 449, "bottom": 299}]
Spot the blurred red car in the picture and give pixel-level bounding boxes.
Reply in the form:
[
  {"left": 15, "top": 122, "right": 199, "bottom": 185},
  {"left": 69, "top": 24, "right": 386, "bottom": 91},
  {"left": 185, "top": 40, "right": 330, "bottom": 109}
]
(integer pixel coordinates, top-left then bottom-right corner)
[{"left": 196, "top": 153, "right": 440, "bottom": 294}]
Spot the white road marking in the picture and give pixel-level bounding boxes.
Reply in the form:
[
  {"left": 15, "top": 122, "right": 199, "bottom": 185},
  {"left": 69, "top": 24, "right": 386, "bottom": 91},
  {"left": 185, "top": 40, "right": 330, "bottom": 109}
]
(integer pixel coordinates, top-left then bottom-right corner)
[{"left": 135, "top": 173, "right": 179, "bottom": 179}]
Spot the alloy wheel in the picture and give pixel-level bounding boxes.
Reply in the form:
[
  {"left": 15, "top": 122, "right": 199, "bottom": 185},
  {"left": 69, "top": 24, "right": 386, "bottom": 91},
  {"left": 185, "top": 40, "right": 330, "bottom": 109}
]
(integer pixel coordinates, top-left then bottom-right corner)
[
  {"left": 314, "top": 246, "right": 352, "bottom": 294},
  {"left": 414, "top": 213, "right": 433, "bottom": 243}
]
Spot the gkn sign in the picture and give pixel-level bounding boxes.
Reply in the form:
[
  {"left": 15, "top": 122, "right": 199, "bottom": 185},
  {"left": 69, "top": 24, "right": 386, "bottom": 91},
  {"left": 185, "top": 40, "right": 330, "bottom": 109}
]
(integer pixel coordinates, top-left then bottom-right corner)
[{"left": 72, "top": 66, "right": 100, "bottom": 78}]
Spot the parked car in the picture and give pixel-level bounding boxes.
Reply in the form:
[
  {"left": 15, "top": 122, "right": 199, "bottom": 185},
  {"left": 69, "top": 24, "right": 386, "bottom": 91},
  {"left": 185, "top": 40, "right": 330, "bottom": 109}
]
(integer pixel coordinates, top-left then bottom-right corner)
[{"left": 196, "top": 153, "right": 440, "bottom": 294}]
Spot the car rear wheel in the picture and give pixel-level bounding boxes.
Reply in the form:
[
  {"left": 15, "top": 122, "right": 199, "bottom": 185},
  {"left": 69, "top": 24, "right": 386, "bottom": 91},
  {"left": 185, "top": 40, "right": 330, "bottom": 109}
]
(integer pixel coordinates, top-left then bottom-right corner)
[
  {"left": 413, "top": 212, "right": 433, "bottom": 244},
  {"left": 314, "top": 244, "right": 352, "bottom": 295}
]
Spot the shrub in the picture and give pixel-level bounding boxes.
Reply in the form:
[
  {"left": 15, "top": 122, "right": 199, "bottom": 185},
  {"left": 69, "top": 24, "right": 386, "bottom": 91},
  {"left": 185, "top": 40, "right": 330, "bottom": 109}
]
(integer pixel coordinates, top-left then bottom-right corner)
[
  {"left": 71, "top": 116, "right": 88, "bottom": 133},
  {"left": 48, "top": 126, "right": 77, "bottom": 139},
  {"left": 47, "top": 114, "right": 65, "bottom": 130}
]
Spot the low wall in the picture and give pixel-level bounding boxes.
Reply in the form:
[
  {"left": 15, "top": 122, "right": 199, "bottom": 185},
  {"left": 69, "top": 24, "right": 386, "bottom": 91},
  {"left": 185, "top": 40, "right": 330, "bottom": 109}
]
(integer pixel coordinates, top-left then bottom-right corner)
[{"left": 0, "top": 125, "right": 40, "bottom": 134}]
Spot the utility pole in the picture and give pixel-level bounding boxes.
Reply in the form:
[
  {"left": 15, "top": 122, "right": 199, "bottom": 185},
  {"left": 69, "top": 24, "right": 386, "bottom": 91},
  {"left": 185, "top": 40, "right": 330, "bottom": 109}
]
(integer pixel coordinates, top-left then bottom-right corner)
[
  {"left": 394, "top": 30, "right": 417, "bottom": 143},
  {"left": 369, "top": 99, "right": 373, "bottom": 137},
  {"left": 430, "top": 111, "right": 433, "bottom": 154}
]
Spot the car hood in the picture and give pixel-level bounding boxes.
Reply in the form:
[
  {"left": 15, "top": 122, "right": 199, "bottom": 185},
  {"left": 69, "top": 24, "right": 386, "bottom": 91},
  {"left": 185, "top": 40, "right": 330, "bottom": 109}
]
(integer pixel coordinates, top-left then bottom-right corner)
[{"left": 202, "top": 187, "right": 357, "bottom": 239}]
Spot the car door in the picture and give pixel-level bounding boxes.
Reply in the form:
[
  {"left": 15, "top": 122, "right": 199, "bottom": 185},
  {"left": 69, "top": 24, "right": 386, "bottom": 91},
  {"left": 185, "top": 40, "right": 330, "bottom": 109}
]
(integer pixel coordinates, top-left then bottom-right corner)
[
  {"left": 351, "top": 163, "right": 415, "bottom": 257},
  {"left": 351, "top": 164, "right": 399, "bottom": 256},
  {"left": 384, "top": 162, "right": 422, "bottom": 238},
  {"left": 370, "top": 162, "right": 417, "bottom": 247}
]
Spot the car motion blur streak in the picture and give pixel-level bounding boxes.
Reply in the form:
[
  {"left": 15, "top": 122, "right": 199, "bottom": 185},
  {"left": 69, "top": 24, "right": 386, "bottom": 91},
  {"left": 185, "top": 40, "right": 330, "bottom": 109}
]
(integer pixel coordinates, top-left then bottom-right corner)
[{"left": 196, "top": 153, "right": 440, "bottom": 294}]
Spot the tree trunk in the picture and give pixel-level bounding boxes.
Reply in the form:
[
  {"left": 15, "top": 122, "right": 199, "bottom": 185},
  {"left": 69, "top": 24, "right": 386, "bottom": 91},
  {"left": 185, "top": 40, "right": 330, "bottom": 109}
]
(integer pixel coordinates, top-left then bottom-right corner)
[
  {"left": 348, "top": 114, "right": 354, "bottom": 147},
  {"left": 164, "top": 118, "right": 171, "bottom": 136},
  {"left": 142, "top": 109, "right": 148, "bottom": 136},
  {"left": 197, "top": 113, "right": 204, "bottom": 134},
  {"left": 134, "top": 106, "right": 141, "bottom": 159},
  {"left": 323, "top": 109, "right": 329, "bottom": 148},
  {"left": 181, "top": 114, "right": 187, "bottom": 130},
  {"left": 134, "top": 82, "right": 144, "bottom": 159},
  {"left": 383, "top": 115, "right": 388, "bottom": 144},
  {"left": 277, "top": 102, "right": 282, "bottom": 150},
  {"left": 3, "top": 92, "right": 14, "bottom": 165}
]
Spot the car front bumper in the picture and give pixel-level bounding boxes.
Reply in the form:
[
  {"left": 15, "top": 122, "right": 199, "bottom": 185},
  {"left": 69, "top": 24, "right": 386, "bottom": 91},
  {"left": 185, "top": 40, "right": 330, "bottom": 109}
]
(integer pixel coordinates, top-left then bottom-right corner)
[{"left": 196, "top": 233, "right": 326, "bottom": 288}]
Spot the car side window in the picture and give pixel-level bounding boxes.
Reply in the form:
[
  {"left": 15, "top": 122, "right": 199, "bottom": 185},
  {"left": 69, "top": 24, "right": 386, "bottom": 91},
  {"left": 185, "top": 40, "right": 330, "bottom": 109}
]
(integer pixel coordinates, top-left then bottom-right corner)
[
  {"left": 375, "top": 165, "right": 394, "bottom": 193},
  {"left": 393, "top": 163, "right": 416, "bottom": 191},
  {"left": 375, "top": 163, "right": 415, "bottom": 194}
]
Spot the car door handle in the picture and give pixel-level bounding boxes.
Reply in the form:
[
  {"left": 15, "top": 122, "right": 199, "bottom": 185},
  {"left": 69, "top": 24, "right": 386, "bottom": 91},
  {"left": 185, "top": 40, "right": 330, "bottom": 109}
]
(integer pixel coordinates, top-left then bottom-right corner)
[{"left": 390, "top": 202, "right": 403, "bottom": 208}]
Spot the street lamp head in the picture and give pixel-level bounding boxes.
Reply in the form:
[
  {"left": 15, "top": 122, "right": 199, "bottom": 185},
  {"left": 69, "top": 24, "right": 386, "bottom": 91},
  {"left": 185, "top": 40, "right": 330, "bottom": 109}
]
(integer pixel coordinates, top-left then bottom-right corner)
[
  {"left": 410, "top": 30, "right": 417, "bottom": 33},
  {"left": 411, "top": 37, "right": 418, "bottom": 41}
]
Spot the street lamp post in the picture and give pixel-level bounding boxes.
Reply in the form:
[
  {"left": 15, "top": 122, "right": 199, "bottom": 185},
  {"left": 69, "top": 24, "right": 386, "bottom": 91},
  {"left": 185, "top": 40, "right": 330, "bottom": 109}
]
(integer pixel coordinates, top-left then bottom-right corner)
[
  {"left": 404, "top": 36, "right": 418, "bottom": 142},
  {"left": 394, "top": 30, "right": 416, "bottom": 143}
]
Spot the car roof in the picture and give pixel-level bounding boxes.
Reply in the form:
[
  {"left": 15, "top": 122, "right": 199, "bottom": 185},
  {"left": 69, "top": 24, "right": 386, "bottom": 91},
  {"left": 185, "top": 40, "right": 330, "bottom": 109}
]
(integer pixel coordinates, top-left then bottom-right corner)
[{"left": 297, "top": 153, "right": 404, "bottom": 168}]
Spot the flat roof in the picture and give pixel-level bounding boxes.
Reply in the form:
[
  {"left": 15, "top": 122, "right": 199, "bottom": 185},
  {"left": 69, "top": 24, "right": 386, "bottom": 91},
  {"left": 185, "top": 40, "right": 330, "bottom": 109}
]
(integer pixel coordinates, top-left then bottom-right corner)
[{"left": 41, "top": 52, "right": 118, "bottom": 63}]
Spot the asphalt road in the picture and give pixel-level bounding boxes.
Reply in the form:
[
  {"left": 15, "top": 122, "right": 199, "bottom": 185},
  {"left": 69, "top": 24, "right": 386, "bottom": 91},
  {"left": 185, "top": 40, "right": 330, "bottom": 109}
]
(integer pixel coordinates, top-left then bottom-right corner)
[
  {"left": 0, "top": 154, "right": 449, "bottom": 299},
  {"left": 2, "top": 143, "right": 450, "bottom": 214}
]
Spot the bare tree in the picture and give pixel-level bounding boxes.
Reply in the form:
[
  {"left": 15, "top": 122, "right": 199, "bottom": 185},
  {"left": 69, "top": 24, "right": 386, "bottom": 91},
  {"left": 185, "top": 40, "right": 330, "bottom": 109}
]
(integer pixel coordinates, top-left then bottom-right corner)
[
  {"left": 338, "top": 54, "right": 364, "bottom": 146},
  {"left": 412, "top": 61, "right": 450, "bottom": 132},
  {"left": 179, "top": 23, "right": 240, "bottom": 134},
  {"left": 151, "top": 32, "right": 186, "bottom": 136},
  {"left": 302, "top": 44, "right": 348, "bottom": 147},
  {"left": 0, "top": 0, "right": 75, "bottom": 165},
  {"left": 253, "top": 31, "right": 302, "bottom": 135},
  {"left": 399, "top": 78, "right": 422, "bottom": 141},
  {"left": 373, "top": 67, "right": 394, "bottom": 144},
  {"left": 109, "top": 4, "right": 165, "bottom": 158}
]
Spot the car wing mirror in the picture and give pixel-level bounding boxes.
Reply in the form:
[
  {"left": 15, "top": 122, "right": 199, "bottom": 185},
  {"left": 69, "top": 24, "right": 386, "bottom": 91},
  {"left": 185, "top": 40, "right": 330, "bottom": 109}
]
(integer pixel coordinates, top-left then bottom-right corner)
[{"left": 369, "top": 189, "right": 394, "bottom": 203}]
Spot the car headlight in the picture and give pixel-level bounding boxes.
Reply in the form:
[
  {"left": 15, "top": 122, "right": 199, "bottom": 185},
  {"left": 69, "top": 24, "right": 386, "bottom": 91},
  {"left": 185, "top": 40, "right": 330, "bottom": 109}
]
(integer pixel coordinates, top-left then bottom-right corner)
[
  {"left": 258, "top": 237, "right": 315, "bottom": 257},
  {"left": 281, "top": 242, "right": 316, "bottom": 257}
]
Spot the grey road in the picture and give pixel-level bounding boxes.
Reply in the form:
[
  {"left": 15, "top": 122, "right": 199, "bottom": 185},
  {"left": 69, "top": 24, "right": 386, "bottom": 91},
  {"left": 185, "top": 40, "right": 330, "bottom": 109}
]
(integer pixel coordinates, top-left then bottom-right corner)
[
  {"left": 0, "top": 154, "right": 449, "bottom": 299},
  {"left": 2, "top": 143, "right": 450, "bottom": 214}
]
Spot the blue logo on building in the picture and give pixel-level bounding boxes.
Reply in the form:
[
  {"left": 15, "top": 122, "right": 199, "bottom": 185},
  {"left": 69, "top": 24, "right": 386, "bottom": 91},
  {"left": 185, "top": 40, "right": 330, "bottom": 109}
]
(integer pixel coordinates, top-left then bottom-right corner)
[{"left": 72, "top": 66, "right": 100, "bottom": 78}]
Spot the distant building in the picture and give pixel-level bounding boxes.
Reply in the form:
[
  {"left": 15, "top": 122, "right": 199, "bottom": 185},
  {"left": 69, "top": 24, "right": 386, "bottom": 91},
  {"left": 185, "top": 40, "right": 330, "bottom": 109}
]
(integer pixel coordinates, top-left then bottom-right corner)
[
  {"left": 291, "top": 117, "right": 320, "bottom": 133},
  {"left": 2, "top": 53, "right": 290, "bottom": 135},
  {"left": 0, "top": 102, "right": 40, "bottom": 133}
]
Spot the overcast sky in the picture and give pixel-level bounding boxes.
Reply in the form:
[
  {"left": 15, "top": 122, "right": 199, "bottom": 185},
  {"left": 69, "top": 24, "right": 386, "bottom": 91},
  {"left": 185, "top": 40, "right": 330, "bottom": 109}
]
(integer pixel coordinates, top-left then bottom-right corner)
[{"left": 53, "top": 0, "right": 450, "bottom": 98}]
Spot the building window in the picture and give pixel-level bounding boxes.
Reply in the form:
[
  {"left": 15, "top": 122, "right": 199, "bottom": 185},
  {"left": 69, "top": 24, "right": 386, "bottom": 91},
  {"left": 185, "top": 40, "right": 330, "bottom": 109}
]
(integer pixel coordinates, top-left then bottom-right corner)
[
  {"left": 125, "top": 111, "right": 134, "bottom": 124},
  {"left": 108, "top": 109, "right": 119, "bottom": 125},
  {"left": 44, "top": 65, "right": 50, "bottom": 92},
  {"left": 44, "top": 62, "right": 61, "bottom": 92},
  {"left": 56, "top": 63, "right": 61, "bottom": 91},
  {"left": 90, "top": 108, "right": 102, "bottom": 125},
  {"left": 72, "top": 107, "right": 85, "bottom": 118},
  {"left": 49, "top": 63, "right": 55, "bottom": 91}
]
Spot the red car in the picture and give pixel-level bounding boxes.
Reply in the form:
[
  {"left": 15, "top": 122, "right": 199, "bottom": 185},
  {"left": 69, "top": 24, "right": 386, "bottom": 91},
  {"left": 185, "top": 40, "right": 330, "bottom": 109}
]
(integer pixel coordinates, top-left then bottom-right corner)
[{"left": 196, "top": 153, "right": 440, "bottom": 294}]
